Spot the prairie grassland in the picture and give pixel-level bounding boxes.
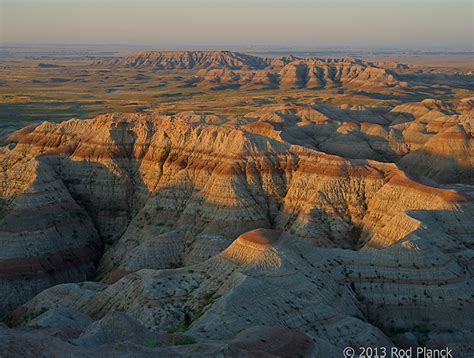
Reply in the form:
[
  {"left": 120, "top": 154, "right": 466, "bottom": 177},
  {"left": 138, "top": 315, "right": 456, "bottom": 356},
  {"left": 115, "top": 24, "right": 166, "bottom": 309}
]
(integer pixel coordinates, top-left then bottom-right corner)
[{"left": 0, "top": 56, "right": 472, "bottom": 139}]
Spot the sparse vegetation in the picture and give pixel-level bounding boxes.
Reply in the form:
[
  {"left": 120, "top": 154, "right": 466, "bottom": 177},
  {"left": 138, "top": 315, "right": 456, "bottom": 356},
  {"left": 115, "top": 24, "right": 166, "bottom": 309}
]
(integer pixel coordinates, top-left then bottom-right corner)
[{"left": 146, "top": 339, "right": 158, "bottom": 348}]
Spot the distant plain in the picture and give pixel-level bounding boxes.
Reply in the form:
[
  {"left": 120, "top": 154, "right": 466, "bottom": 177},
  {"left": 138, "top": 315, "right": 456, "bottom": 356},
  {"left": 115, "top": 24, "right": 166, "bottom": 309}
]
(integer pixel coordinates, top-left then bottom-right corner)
[{"left": 1, "top": 53, "right": 472, "bottom": 140}]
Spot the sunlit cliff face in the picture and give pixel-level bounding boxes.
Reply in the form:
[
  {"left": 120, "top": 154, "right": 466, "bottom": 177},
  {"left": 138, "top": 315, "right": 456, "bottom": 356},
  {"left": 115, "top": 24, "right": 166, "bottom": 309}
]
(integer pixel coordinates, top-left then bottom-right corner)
[{"left": 0, "top": 85, "right": 472, "bottom": 355}]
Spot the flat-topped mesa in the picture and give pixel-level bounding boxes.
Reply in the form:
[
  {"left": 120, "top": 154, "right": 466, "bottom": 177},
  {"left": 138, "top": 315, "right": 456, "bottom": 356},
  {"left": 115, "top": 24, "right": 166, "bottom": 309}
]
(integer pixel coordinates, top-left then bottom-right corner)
[
  {"left": 99, "top": 50, "right": 392, "bottom": 71},
  {"left": 101, "top": 50, "right": 268, "bottom": 70},
  {"left": 93, "top": 50, "right": 407, "bottom": 89}
]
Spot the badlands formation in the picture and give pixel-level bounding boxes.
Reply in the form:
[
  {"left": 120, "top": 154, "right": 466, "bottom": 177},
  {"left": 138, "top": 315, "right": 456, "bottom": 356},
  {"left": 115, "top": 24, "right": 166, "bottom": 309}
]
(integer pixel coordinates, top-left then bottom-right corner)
[
  {"left": 97, "top": 50, "right": 406, "bottom": 90},
  {"left": 0, "top": 51, "right": 473, "bottom": 357}
]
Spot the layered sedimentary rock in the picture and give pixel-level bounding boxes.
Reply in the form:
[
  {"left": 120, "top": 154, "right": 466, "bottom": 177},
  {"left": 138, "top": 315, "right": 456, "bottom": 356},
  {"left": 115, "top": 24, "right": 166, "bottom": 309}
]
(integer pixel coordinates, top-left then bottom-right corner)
[
  {"left": 278, "top": 58, "right": 404, "bottom": 89},
  {"left": 245, "top": 98, "right": 473, "bottom": 183},
  {"left": 98, "top": 50, "right": 268, "bottom": 70},
  {"left": 0, "top": 154, "right": 101, "bottom": 315},
  {"left": 1, "top": 107, "right": 472, "bottom": 307},
  {"left": 9, "top": 226, "right": 474, "bottom": 355},
  {"left": 398, "top": 124, "right": 473, "bottom": 183},
  {"left": 7, "top": 231, "right": 391, "bottom": 352},
  {"left": 0, "top": 321, "right": 323, "bottom": 357},
  {"left": 98, "top": 51, "right": 406, "bottom": 90},
  {"left": 0, "top": 105, "right": 473, "bottom": 355}
]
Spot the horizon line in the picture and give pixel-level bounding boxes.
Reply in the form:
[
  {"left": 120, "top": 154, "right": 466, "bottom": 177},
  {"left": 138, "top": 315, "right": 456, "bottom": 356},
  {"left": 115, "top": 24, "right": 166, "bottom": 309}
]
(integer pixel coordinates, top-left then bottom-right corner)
[{"left": 1, "top": 43, "right": 473, "bottom": 51}]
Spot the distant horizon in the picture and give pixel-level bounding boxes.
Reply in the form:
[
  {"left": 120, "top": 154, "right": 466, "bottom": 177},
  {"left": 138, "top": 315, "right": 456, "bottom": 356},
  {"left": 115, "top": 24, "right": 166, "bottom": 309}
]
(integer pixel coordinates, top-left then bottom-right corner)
[
  {"left": 2, "top": 43, "right": 473, "bottom": 50},
  {"left": 1, "top": 43, "right": 473, "bottom": 58},
  {"left": 1, "top": 0, "right": 472, "bottom": 49}
]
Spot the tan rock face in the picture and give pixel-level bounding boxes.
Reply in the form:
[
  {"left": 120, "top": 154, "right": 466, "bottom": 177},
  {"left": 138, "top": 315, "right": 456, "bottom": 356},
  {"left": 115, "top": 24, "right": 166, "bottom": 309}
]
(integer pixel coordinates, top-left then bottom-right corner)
[
  {"left": 220, "top": 229, "right": 283, "bottom": 270},
  {"left": 10, "top": 224, "right": 473, "bottom": 354},
  {"left": 0, "top": 155, "right": 101, "bottom": 315},
  {"left": 97, "top": 50, "right": 269, "bottom": 70},
  {"left": 8, "top": 111, "right": 465, "bottom": 248},
  {"left": 97, "top": 51, "right": 404, "bottom": 90},
  {"left": 0, "top": 103, "right": 472, "bottom": 355}
]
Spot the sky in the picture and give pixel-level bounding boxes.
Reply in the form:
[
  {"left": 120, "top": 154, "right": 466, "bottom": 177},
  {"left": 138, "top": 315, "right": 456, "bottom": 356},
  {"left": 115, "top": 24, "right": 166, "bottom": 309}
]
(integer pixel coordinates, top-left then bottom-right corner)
[{"left": 1, "top": 0, "right": 473, "bottom": 49}]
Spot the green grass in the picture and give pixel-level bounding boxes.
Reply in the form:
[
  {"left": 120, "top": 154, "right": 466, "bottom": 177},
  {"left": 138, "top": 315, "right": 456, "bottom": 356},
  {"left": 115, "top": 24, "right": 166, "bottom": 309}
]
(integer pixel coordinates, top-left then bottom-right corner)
[
  {"left": 167, "top": 322, "right": 189, "bottom": 333},
  {"left": 1, "top": 56, "right": 469, "bottom": 139},
  {"left": 146, "top": 339, "right": 158, "bottom": 348},
  {"left": 115, "top": 343, "right": 126, "bottom": 351}
]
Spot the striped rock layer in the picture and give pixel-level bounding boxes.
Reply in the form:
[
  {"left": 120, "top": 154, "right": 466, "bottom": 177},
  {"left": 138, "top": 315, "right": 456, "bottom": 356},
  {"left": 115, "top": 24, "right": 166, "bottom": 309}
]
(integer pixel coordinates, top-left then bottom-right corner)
[{"left": 0, "top": 107, "right": 473, "bottom": 355}]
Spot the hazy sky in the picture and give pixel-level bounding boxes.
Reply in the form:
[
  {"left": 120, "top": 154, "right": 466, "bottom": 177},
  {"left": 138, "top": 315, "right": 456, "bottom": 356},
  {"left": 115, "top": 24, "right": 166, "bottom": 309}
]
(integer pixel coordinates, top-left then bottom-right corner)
[{"left": 1, "top": 0, "right": 473, "bottom": 48}]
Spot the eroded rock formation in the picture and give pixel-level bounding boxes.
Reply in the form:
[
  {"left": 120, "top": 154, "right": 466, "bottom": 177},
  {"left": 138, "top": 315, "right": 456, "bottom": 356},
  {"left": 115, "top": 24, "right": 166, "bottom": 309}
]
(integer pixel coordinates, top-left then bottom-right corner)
[
  {"left": 97, "top": 51, "right": 407, "bottom": 90},
  {"left": 0, "top": 102, "right": 472, "bottom": 356}
]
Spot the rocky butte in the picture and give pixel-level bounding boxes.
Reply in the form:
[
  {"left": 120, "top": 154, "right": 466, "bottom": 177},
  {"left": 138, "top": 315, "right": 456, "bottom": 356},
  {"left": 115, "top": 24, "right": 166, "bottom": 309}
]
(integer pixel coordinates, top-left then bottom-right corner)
[
  {"left": 0, "top": 50, "right": 473, "bottom": 357},
  {"left": 96, "top": 50, "right": 407, "bottom": 90}
]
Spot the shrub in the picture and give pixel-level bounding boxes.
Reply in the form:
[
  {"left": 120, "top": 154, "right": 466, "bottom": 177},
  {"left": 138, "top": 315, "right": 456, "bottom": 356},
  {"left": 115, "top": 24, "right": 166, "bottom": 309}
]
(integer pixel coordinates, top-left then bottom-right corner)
[{"left": 147, "top": 339, "right": 158, "bottom": 348}]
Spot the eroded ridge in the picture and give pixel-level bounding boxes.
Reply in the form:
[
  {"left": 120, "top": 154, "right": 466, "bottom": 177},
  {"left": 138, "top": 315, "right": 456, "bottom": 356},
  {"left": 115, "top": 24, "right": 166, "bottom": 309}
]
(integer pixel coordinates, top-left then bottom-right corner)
[{"left": 0, "top": 103, "right": 473, "bottom": 356}]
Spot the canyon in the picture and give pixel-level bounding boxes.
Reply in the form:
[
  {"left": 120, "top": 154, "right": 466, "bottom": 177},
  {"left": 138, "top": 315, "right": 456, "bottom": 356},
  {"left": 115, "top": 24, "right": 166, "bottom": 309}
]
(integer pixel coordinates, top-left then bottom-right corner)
[{"left": 0, "top": 50, "right": 473, "bottom": 357}]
